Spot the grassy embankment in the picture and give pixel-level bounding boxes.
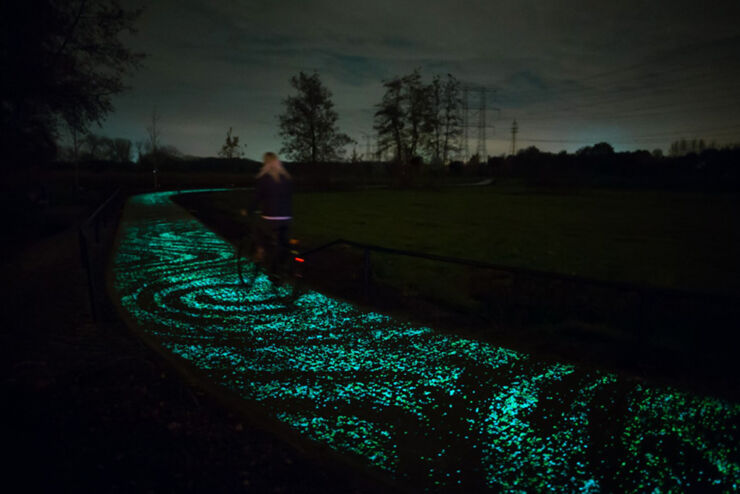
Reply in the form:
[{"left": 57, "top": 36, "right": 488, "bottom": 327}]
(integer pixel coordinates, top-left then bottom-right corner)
[{"left": 188, "top": 184, "right": 740, "bottom": 298}]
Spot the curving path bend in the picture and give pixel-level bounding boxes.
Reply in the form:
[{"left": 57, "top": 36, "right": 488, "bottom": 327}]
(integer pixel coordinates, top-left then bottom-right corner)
[{"left": 111, "top": 191, "right": 739, "bottom": 492}]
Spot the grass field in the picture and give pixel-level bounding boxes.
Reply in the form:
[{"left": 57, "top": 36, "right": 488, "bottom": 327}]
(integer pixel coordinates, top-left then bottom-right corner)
[{"left": 200, "top": 184, "right": 740, "bottom": 295}]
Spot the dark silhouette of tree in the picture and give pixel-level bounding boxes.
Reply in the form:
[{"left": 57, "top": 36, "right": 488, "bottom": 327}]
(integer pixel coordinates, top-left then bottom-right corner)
[
  {"left": 576, "top": 142, "right": 614, "bottom": 156},
  {"left": 374, "top": 69, "right": 433, "bottom": 163},
  {"left": 669, "top": 137, "right": 717, "bottom": 157},
  {"left": 438, "top": 74, "right": 462, "bottom": 163},
  {"left": 591, "top": 142, "right": 615, "bottom": 155},
  {"left": 79, "top": 133, "right": 125, "bottom": 161},
  {"left": 81, "top": 133, "right": 105, "bottom": 160},
  {"left": 0, "top": 0, "right": 144, "bottom": 167},
  {"left": 427, "top": 75, "right": 443, "bottom": 162},
  {"left": 113, "top": 138, "right": 132, "bottom": 163},
  {"left": 278, "top": 71, "right": 352, "bottom": 163},
  {"left": 403, "top": 70, "right": 433, "bottom": 162},
  {"left": 374, "top": 76, "right": 406, "bottom": 162},
  {"left": 375, "top": 70, "right": 460, "bottom": 165},
  {"left": 518, "top": 146, "right": 541, "bottom": 157},
  {"left": 218, "top": 127, "right": 244, "bottom": 159}
]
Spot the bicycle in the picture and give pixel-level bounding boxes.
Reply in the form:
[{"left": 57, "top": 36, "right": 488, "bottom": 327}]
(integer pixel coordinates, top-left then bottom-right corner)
[{"left": 235, "top": 213, "right": 306, "bottom": 305}]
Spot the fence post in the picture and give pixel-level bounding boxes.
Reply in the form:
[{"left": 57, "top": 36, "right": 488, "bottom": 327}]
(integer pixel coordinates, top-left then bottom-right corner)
[{"left": 79, "top": 227, "right": 99, "bottom": 322}]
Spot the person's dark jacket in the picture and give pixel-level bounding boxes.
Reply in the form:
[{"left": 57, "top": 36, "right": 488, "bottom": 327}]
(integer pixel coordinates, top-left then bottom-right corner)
[{"left": 253, "top": 175, "right": 292, "bottom": 218}]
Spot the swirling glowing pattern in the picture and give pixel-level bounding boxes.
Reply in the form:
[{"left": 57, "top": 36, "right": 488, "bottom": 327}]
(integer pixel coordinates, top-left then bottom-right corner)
[{"left": 112, "top": 191, "right": 739, "bottom": 492}]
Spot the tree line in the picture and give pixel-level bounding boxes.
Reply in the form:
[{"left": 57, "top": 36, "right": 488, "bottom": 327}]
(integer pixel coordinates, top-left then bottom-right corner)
[
  {"left": 60, "top": 133, "right": 133, "bottom": 163},
  {"left": 276, "top": 69, "right": 464, "bottom": 165},
  {"left": 486, "top": 141, "right": 740, "bottom": 190},
  {"left": 3, "top": 0, "right": 735, "bottom": 177},
  {"left": 373, "top": 70, "right": 462, "bottom": 165}
]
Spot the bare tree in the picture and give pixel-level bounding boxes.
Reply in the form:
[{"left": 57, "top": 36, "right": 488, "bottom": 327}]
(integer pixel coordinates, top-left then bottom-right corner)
[{"left": 218, "top": 127, "right": 244, "bottom": 159}]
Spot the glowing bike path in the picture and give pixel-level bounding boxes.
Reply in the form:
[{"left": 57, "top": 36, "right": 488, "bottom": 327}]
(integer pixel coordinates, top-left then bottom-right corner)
[{"left": 111, "top": 191, "right": 738, "bottom": 492}]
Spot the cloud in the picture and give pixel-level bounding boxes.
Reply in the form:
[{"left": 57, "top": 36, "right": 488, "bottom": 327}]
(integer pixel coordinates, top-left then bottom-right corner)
[{"left": 105, "top": 0, "right": 740, "bottom": 156}]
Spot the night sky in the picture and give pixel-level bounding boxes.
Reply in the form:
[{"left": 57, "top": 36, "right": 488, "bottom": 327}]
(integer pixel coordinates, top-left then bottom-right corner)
[{"left": 101, "top": 0, "right": 740, "bottom": 159}]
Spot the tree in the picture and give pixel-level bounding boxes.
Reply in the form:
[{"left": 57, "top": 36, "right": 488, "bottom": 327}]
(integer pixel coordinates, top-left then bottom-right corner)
[
  {"left": 668, "top": 137, "right": 715, "bottom": 157},
  {"left": 591, "top": 142, "right": 615, "bottom": 155},
  {"left": 112, "top": 138, "right": 132, "bottom": 162},
  {"left": 0, "top": 0, "right": 144, "bottom": 167},
  {"left": 218, "top": 127, "right": 244, "bottom": 159},
  {"left": 374, "top": 69, "right": 459, "bottom": 165},
  {"left": 403, "top": 70, "right": 433, "bottom": 161},
  {"left": 374, "top": 76, "right": 406, "bottom": 162},
  {"left": 81, "top": 133, "right": 105, "bottom": 160},
  {"left": 426, "top": 75, "right": 443, "bottom": 162},
  {"left": 278, "top": 71, "right": 353, "bottom": 163},
  {"left": 518, "top": 146, "right": 541, "bottom": 157},
  {"left": 440, "top": 74, "right": 463, "bottom": 163},
  {"left": 424, "top": 73, "right": 462, "bottom": 163},
  {"left": 679, "top": 138, "right": 688, "bottom": 155},
  {"left": 576, "top": 142, "right": 614, "bottom": 156}
]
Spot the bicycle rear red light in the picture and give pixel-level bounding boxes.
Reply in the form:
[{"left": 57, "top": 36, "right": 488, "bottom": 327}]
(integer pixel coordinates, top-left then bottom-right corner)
[{"left": 294, "top": 257, "right": 305, "bottom": 263}]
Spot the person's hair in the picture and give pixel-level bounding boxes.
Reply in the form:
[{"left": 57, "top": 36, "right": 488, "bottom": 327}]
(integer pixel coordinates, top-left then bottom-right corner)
[{"left": 257, "top": 152, "right": 291, "bottom": 181}]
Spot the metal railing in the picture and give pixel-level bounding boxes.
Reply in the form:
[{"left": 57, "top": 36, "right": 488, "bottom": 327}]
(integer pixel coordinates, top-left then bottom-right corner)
[
  {"left": 79, "top": 188, "right": 123, "bottom": 322},
  {"left": 299, "top": 238, "right": 740, "bottom": 333}
]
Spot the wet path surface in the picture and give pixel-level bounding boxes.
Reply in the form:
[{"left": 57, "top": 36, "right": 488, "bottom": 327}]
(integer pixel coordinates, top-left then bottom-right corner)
[{"left": 112, "top": 191, "right": 739, "bottom": 492}]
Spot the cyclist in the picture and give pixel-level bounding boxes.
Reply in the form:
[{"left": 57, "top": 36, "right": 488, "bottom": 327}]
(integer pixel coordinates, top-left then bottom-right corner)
[{"left": 250, "top": 152, "right": 293, "bottom": 269}]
